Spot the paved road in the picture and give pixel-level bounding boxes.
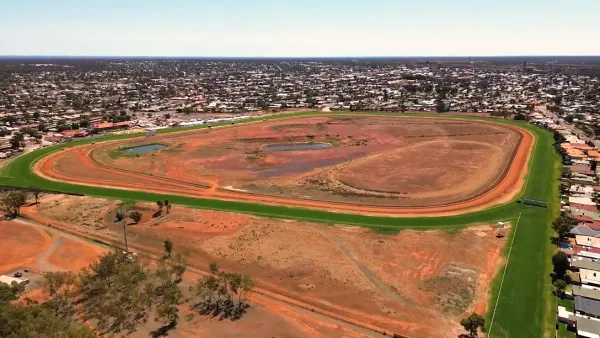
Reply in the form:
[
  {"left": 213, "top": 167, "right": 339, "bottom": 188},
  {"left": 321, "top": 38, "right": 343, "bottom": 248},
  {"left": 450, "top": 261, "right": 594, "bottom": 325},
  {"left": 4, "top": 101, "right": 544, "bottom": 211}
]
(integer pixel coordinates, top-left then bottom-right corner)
[{"left": 537, "top": 105, "right": 600, "bottom": 148}]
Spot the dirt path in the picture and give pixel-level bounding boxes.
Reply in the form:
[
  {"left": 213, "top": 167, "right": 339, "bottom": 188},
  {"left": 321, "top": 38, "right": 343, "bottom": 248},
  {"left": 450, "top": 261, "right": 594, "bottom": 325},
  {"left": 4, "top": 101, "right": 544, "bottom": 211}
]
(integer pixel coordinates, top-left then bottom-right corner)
[
  {"left": 34, "top": 235, "right": 66, "bottom": 272},
  {"left": 250, "top": 292, "right": 377, "bottom": 338},
  {"left": 11, "top": 218, "right": 104, "bottom": 273},
  {"left": 320, "top": 231, "right": 409, "bottom": 306}
]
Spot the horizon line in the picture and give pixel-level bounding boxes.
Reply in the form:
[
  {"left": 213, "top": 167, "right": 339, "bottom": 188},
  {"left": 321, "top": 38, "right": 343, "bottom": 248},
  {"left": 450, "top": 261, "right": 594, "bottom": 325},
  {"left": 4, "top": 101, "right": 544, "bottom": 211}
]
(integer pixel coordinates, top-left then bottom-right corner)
[{"left": 1, "top": 54, "right": 600, "bottom": 59}]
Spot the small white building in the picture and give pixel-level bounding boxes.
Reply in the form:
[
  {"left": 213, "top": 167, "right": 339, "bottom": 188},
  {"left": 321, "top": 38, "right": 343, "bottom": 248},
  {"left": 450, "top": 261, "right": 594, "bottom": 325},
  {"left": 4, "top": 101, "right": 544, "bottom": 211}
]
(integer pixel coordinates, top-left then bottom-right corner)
[{"left": 0, "top": 275, "right": 29, "bottom": 286}]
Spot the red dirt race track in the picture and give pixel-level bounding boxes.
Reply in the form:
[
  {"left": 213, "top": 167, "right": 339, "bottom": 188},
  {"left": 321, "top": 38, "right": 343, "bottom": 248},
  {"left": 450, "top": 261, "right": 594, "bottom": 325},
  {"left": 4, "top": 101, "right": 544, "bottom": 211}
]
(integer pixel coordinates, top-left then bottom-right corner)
[{"left": 34, "top": 115, "right": 534, "bottom": 217}]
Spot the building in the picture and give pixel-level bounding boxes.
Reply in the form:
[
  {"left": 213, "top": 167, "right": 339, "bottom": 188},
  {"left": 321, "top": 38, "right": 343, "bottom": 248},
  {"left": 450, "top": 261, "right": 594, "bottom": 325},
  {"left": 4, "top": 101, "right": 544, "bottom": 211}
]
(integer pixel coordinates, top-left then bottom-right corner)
[
  {"left": 572, "top": 260, "right": 600, "bottom": 286},
  {"left": 576, "top": 296, "right": 600, "bottom": 319},
  {"left": 576, "top": 316, "right": 600, "bottom": 338},
  {"left": 92, "top": 121, "right": 130, "bottom": 133},
  {"left": 60, "top": 129, "right": 88, "bottom": 138},
  {"left": 0, "top": 275, "right": 29, "bottom": 286}
]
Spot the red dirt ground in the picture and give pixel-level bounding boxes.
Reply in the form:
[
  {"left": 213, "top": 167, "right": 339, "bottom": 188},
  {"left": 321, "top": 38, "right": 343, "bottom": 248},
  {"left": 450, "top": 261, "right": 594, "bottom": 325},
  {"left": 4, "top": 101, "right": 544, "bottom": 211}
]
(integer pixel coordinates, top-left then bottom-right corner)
[
  {"left": 47, "top": 237, "right": 107, "bottom": 271},
  {"left": 34, "top": 115, "right": 534, "bottom": 217},
  {"left": 0, "top": 220, "right": 52, "bottom": 274},
  {"left": 21, "top": 196, "right": 508, "bottom": 337}
]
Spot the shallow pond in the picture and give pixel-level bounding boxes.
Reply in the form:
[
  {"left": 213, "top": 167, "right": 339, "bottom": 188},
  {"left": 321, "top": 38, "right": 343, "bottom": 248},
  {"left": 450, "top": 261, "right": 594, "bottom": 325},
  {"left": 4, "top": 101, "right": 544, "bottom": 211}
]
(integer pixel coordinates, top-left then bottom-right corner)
[
  {"left": 265, "top": 143, "right": 331, "bottom": 152},
  {"left": 124, "top": 144, "right": 166, "bottom": 153}
]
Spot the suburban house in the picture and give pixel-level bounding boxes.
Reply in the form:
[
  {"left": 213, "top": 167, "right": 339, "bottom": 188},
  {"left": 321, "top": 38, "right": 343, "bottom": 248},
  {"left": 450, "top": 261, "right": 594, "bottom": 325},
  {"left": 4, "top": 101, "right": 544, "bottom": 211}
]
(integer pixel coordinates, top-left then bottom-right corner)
[
  {"left": 92, "top": 121, "right": 130, "bottom": 133},
  {"left": 571, "top": 259, "right": 600, "bottom": 286},
  {"left": 572, "top": 226, "right": 600, "bottom": 249},
  {"left": 575, "top": 295, "right": 600, "bottom": 319},
  {"left": 59, "top": 129, "right": 88, "bottom": 138},
  {"left": 576, "top": 316, "right": 600, "bottom": 338},
  {"left": 570, "top": 196, "right": 597, "bottom": 206}
]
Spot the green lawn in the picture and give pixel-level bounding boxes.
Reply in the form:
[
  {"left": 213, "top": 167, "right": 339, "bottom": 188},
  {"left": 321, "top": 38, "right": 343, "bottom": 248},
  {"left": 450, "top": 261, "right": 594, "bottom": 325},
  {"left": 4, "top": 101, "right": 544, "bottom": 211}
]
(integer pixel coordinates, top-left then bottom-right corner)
[
  {"left": 0, "top": 112, "right": 561, "bottom": 337},
  {"left": 557, "top": 297, "right": 574, "bottom": 312},
  {"left": 557, "top": 322, "right": 576, "bottom": 338}
]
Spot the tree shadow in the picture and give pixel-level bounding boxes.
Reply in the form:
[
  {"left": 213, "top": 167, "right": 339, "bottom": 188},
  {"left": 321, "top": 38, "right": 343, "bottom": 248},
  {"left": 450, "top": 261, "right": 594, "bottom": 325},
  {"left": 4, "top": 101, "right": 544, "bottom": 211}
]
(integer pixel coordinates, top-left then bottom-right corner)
[
  {"left": 150, "top": 321, "right": 176, "bottom": 338},
  {"left": 190, "top": 299, "right": 249, "bottom": 322},
  {"left": 550, "top": 236, "right": 562, "bottom": 245}
]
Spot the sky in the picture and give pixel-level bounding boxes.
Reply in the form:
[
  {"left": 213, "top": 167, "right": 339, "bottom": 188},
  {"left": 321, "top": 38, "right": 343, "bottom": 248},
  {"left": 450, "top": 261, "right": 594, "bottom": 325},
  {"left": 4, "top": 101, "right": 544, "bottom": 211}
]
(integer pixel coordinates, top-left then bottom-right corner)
[{"left": 1, "top": 0, "right": 599, "bottom": 57}]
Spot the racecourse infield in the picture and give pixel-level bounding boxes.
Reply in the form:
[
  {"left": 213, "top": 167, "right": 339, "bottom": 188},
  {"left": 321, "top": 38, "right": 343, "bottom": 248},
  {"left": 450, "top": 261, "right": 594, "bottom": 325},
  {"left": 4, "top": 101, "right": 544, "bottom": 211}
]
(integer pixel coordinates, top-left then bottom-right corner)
[
  {"left": 1, "top": 112, "right": 560, "bottom": 337},
  {"left": 35, "top": 114, "right": 533, "bottom": 217}
]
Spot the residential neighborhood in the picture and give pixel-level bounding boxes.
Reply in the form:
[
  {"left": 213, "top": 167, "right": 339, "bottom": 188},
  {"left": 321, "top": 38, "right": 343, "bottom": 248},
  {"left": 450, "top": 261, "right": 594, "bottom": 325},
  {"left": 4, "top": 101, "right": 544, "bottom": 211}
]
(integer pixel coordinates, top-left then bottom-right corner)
[
  {"left": 542, "top": 111, "right": 600, "bottom": 337},
  {"left": 1, "top": 58, "right": 600, "bottom": 159}
]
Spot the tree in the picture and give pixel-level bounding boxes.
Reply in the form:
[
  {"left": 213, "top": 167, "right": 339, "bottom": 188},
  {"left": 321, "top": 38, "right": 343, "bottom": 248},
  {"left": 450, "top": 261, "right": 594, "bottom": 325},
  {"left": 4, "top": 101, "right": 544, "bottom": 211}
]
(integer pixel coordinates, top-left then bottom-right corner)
[
  {"left": 554, "top": 279, "right": 568, "bottom": 296},
  {"left": 0, "top": 282, "right": 24, "bottom": 304},
  {"left": 209, "top": 262, "right": 219, "bottom": 275},
  {"left": 151, "top": 252, "right": 187, "bottom": 330},
  {"left": 190, "top": 263, "right": 254, "bottom": 319},
  {"left": 552, "top": 252, "right": 570, "bottom": 279},
  {"left": 182, "top": 106, "right": 194, "bottom": 115},
  {"left": 565, "top": 115, "right": 574, "bottom": 123},
  {"left": 460, "top": 313, "right": 485, "bottom": 338},
  {"left": 553, "top": 216, "right": 576, "bottom": 241},
  {"left": 0, "top": 302, "right": 95, "bottom": 338},
  {"left": 20, "top": 127, "right": 38, "bottom": 137},
  {"left": 78, "top": 251, "right": 153, "bottom": 333},
  {"left": 164, "top": 200, "right": 170, "bottom": 214},
  {"left": 9, "top": 132, "right": 24, "bottom": 149},
  {"left": 164, "top": 240, "right": 173, "bottom": 258},
  {"left": 561, "top": 167, "right": 571, "bottom": 178},
  {"left": 129, "top": 211, "right": 142, "bottom": 224},
  {"left": 0, "top": 190, "right": 28, "bottom": 217},
  {"left": 239, "top": 274, "right": 255, "bottom": 307},
  {"left": 156, "top": 200, "right": 164, "bottom": 214},
  {"left": 115, "top": 208, "right": 129, "bottom": 252},
  {"left": 435, "top": 99, "right": 446, "bottom": 113},
  {"left": 164, "top": 114, "right": 171, "bottom": 120},
  {"left": 31, "top": 187, "right": 42, "bottom": 204},
  {"left": 42, "top": 271, "right": 77, "bottom": 319}
]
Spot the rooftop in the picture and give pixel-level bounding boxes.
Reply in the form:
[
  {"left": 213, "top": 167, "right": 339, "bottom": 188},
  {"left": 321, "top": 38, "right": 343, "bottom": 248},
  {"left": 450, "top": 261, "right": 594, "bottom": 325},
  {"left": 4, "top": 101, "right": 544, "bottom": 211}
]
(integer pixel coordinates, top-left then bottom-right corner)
[
  {"left": 572, "top": 225, "right": 600, "bottom": 238},
  {"left": 574, "top": 286, "right": 600, "bottom": 301},
  {"left": 572, "top": 259, "right": 600, "bottom": 272},
  {"left": 576, "top": 295, "right": 600, "bottom": 316}
]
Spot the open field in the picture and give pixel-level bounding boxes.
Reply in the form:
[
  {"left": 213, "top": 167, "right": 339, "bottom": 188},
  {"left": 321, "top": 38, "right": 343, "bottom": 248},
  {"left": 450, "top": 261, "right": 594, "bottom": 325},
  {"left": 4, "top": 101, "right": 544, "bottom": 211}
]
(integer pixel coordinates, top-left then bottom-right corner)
[
  {"left": 33, "top": 115, "right": 533, "bottom": 216},
  {"left": 0, "top": 219, "right": 106, "bottom": 276},
  {"left": 0, "top": 111, "right": 561, "bottom": 337},
  {"left": 20, "top": 196, "right": 508, "bottom": 337},
  {"left": 0, "top": 220, "right": 52, "bottom": 274}
]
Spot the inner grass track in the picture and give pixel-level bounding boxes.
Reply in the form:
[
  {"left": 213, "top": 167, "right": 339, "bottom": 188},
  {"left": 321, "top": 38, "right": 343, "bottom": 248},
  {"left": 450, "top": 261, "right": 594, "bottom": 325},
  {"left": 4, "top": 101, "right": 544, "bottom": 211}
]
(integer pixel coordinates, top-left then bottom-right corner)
[{"left": 0, "top": 111, "right": 560, "bottom": 337}]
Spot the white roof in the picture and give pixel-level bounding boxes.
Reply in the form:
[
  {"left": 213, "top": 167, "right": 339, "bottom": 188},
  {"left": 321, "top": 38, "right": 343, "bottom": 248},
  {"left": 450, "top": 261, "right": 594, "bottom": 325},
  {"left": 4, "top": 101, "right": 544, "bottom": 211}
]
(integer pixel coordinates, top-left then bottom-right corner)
[
  {"left": 570, "top": 196, "right": 596, "bottom": 206},
  {"left": 0, "top": 275, "right": 27, "bottom": 285}
]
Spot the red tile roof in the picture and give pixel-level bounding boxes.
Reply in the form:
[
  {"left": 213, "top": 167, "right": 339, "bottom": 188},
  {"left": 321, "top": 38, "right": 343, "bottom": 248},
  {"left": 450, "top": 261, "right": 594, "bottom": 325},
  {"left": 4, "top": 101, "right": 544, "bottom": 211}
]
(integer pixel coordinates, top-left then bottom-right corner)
[
  {"left": 573, "top": 215, "right": 595, "bottom": 223},
  {"left": 574, "top": 245, "right": 600, "bottom": 256},
  {"left": 571, "top": 203, "right": 600, "bottom": 214},
  {"left": 92, "top": 121, "right": 130, "bottom": 130}
]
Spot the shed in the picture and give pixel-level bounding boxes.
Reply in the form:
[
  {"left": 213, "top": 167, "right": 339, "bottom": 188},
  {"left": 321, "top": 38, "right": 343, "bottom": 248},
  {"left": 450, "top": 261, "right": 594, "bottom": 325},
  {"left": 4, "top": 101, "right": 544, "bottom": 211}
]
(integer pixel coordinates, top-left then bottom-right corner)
[{"left": 0, "top": 275, "right": 29, "bottom": 286}]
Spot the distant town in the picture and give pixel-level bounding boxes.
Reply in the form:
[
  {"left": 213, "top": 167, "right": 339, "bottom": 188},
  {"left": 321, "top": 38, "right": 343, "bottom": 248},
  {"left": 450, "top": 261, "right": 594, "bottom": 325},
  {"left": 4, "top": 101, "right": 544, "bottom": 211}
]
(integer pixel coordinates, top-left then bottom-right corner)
[{"left": 1, "top": 57, "right": 599, "bottom": 159}]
